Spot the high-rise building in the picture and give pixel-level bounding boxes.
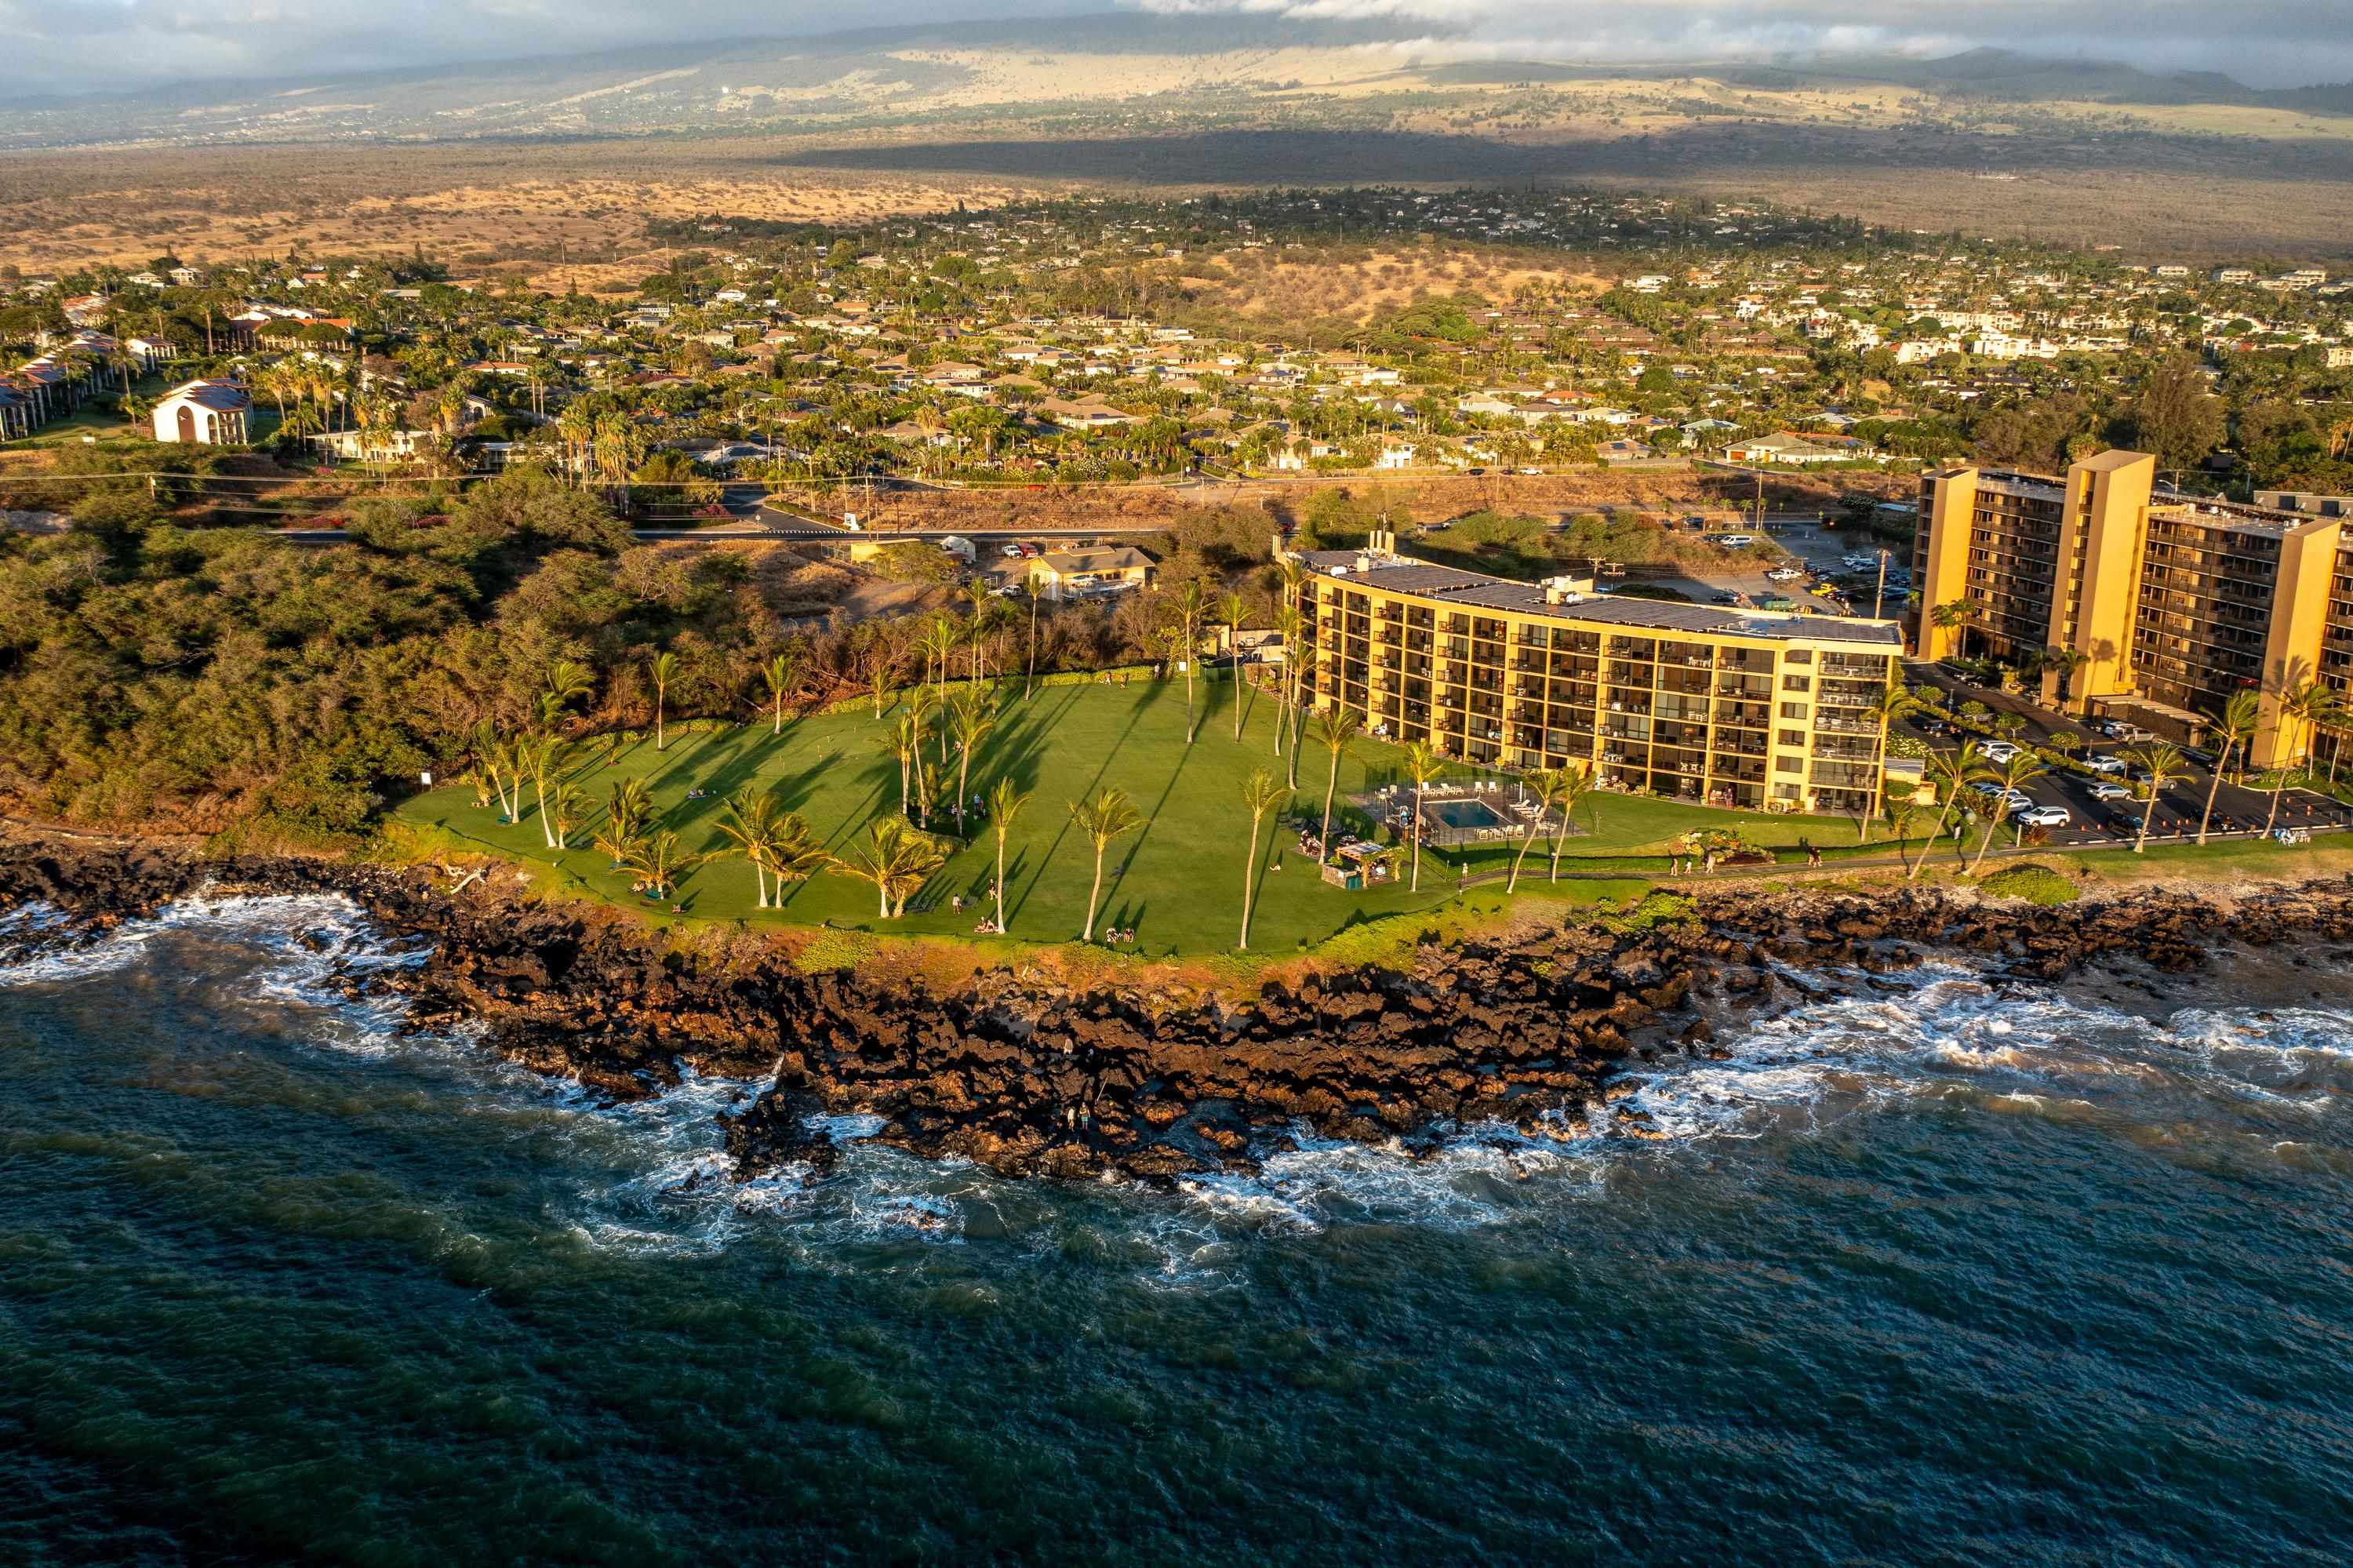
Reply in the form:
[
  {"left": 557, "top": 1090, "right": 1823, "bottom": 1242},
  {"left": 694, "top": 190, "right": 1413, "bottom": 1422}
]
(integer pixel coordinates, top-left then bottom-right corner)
[
  {"left": 1915, "top": 453, "right": 2349, "bottom": 771},
  {"left": 1288, "top": 537, "right": 1903, "bottom": 818}
]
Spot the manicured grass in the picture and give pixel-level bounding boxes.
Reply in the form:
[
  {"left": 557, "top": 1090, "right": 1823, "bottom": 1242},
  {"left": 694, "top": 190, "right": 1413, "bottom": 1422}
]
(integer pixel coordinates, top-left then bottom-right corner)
[{"left": 392, "top": 680, "right": 1879, "bottom": 953}]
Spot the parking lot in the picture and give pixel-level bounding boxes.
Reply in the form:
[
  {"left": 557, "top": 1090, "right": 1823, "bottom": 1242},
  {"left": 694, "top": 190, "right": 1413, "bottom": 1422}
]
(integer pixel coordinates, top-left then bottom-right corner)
[
  {"left": 1898, "top": 664, "right": 2353, "bottom": 849},
  {"left": 1630, "top": 514, "right": 1907, "bottom": 618}
]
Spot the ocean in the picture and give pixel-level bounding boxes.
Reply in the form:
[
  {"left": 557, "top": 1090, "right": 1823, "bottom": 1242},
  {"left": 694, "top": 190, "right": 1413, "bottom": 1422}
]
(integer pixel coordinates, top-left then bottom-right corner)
[{"left": 4, "top": 894, "right": 2351, "bottom": 1565}]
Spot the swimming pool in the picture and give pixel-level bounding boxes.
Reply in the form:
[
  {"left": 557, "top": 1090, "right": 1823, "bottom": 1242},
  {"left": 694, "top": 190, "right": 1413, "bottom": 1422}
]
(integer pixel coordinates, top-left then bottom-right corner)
[{"left": 1422, "top": 798, "right": 1508, "bottom": 831}]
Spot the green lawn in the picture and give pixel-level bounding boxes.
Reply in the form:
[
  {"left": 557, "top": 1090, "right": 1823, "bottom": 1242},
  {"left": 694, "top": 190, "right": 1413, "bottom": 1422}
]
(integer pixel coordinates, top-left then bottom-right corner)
[{"left": 393, "top": 679, "right": 1869, "bottom": 954}]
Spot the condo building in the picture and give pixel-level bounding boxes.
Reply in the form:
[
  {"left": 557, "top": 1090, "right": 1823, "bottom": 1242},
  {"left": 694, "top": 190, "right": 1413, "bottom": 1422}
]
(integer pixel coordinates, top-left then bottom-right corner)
[
  {"left": 1915, "top": 451, "right": 2350, "bottom": 771},
  {"left": 1286, "top": 537, "right": 1904, "bottom": 817}
]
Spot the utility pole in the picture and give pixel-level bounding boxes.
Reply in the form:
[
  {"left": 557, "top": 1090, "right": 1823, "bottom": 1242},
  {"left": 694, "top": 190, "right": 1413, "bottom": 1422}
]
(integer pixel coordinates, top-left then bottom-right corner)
[{"left": 1872, "top": 548, "right": 1889, "bottom": 620}]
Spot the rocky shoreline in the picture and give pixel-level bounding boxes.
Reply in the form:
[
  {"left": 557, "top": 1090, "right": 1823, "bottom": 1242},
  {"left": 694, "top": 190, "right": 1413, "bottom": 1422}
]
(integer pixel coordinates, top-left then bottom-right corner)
[{"left": 5, "top": 835, "right": 2352, "bottom": 1183}]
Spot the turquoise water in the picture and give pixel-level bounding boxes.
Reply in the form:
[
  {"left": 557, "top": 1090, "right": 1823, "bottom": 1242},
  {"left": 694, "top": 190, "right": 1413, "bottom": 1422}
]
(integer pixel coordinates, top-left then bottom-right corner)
[
  {"left": 5, "top": 896, "right": 2353, "bottom": 1565},
  {"left": 1422, "top": 797, "right": 1508, "bottom": 831}
]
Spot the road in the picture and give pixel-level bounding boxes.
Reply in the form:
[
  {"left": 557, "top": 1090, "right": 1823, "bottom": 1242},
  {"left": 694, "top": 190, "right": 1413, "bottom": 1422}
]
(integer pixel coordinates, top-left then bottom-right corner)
[{"left": 1897, "top": 662, "right": 2353, "bottom": 850}]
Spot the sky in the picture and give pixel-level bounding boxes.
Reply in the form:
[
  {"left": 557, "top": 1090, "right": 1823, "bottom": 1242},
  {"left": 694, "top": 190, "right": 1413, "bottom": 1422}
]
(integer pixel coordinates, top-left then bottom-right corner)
[{"left": 6, "top": 0, "right": 2349, "bottom": 97}]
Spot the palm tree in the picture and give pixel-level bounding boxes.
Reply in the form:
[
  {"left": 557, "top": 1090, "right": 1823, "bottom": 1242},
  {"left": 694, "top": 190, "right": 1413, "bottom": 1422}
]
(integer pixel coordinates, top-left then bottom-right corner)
[
  {"left": 1929, "top": 598, "right": 1976, "bottom": 659},
  {"left": 961, "top": 581, "right": 995, "bottom": 683},
  {"left": 1314, "top": 704, "right": 1358, "bottom": 857},
  {"left": 986, "top": 777, "right": 1028, "bottom": 935},
  {"left": 946, "top": 686, "right": 996, "bottom": 835},
  {"left": 646, "top": 649, "right": 679, "bottom": 751},
  {"left": 546, "top": 781, "right": 585, "bottom": 851},
  {"left": 1507, "top": 767, "right": 1574, "bottom": 893},
  {"left": 833, "top": 817, "right": 947, "bottom": 919},
  {"left": 2124, "top": 741, "right": 2188, "bottom": 854},
  {"left": 1019, "top": 580, "right": 1045, "bottom": 700},
  {"left": 761, "top": 652, "right": 797, "bottom": 736},
  {"left": 1067, "top": 788, "right": 1144, "bottom": 942},
  {"left": 1547, "top": 764, "right": 1595, "bottom": 881},
  {"left": 1271, "top": 602, "right": 1306, "bottom": 781},
  {"left": 1860, "top": 681, "right": 1919, "bottom": 842},
  {"left": 1401, "top": 740, "right": 1444, "bottom": 893},
  {"left": 717, "top": 790, "right": 787, "bottom": 908},
  {"left": 1236, "top": 769, "right": 1289, "bottom": 950},
  {"left": 1166, "top": 580, "right": 1209, "bottom": 743},
  {"left": 1883, "top": 792, "right": 1922, "bottom": 874},
  {"left": 625, "top": 831, "right": 703, "bottom": 901},
  {"left": 2198, "top": 690, "right": 2260, "bottom": 845},
  {"left": 513, "top": 733, "right": 569, "bottom": 849},
  {"left": 1912, "top": 742, "right": 1992, "bottom": 879},
  {"left": 1967, "top": 753, "right": 2042, "bottom": 871},
  {"left": 1218, "top": 591, "right": 1249, "bottom": 741},
  {"left": 471, "top": 722, "right": 518, "bottom": 821},
  {"left": 880, "top": 711, "right": 926, "bottom": 818}
]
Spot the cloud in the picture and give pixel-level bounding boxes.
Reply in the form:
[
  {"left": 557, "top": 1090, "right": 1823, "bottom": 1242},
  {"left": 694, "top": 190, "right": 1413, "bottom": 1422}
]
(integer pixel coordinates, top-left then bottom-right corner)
[{"left": 5, "top": 0, "right": 2350, "bottom": 96}]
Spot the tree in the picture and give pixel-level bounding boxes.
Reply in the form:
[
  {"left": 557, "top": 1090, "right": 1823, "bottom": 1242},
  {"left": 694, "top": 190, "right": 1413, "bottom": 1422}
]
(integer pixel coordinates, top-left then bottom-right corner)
[
  {"left": 1165, "top": 580, "right": 1209, "bottom": 743},
  {"left": 1314, "top": 704, "right": 1357, "bottom": 856},
  {"left": 833, "top": 816, "right": 945, "bottom": 919},
  {"left": 1019, "top": 580, "right": 1045, "bottom": 700},
  {"left": 2125, "top": 350, "right": 2224, "bottom": 477},
  {"left": 1860, "top": 682, "right": 1919, "bottom": 841},
  {"left": 717, "top": 789, "right": 823, "bottom": 909},
  {"left": 762, "top": 651, "right": 797, "bottom": 736},
  {"left": 1883, "top": 792, "right": 1921, "bottom": 875},
  {"left": 624, "top": 831, "right": 703, "bottom": 900},
  {"left": 1219, "top": 590, "right": 1249, "bottom": 741},
  {"left": 1401, "top": 740, "right": 1444, "bottom": 893},
  {"left": 1966, "top": 752, "right": 2048, "bottom": 873},
  {"left": 986, "top": 777, "right": 1028, "bottom": 935},
  {"left": 2123, "top": 741, "right": 2188, "bottom": 854},
  {"left": 646, "top": 649, "right": 678, "bottom": 751},
  {"left": 1547, "top": 765, "right": 1595, "bottom": 881},
  {"left": 880, "top": 711, "right": 926, "bottom": 818},
  {"left": 1067, "top": 787, "right": 1144, "bottom": 942},
  {"left": 1507, "top": 767, "right": 1573, "bottom": 893},
  {"left": 1929, "top": 598, "right": 1980, "bottom": 660},
  {"left": 1272, "top": 602, "right": 1306, "bottom": 783},
  {"left": 1236, "top": 768, "right": 1289, "bottom": 950},
  {"left": 1913, "top": 742, "right": 1993, "bottom": 879},
  {"left": 2197, "top": 690, "right": 2260, "bottom": 845},
  {"left": 946, "top": 686, "right": 996, "bottom": 835}
]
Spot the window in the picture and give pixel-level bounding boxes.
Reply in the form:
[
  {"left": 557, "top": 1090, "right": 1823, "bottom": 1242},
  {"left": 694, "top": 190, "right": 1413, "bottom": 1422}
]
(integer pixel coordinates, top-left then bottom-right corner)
[
  {"left": 1780, "top": 701, "right": 1809, "bottom": 721},
  {"left": 1777, "top": 728, "right": 1806, "bottom": 748},
  {"left": 1782, "top": 673, "right": 1811, "bottom": 692},
  {"left": 1783, "top": 649, "right": 1813, "bottom": 665},
  {"left": 1775, "top": 755, "right": 1803, "bottom": 774}
]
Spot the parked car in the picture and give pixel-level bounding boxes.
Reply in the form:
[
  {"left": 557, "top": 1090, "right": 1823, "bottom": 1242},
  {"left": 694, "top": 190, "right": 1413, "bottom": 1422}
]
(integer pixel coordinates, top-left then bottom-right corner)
[
  {"left": 1000, "top": 543, "right": 1025, "bottom": 558},
  {"left": 2088, "top": 781, "right": 2133, "bottom": 802},
  {"left": 2017, "top": 805, "right": 2072, "bottom": 828},
  {"left": 1711, "top": 591, "right": 1743, "bottom": 606},
  {"left": 1712, "top": 533, "right": 1758, "bottom": 548},
  {"left": 2085, "top": 754, "right": 2127, "bottom": 775},
  {"left": 1765, "top": 567, "right": 1805, "bottom": 582},
  {"left": 1979, "top": 740, "right": 2021, "bottom": 763}
]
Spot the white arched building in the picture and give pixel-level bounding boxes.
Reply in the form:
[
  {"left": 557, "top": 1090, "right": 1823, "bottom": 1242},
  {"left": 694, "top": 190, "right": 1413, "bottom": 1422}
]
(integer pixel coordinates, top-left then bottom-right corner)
[{"left": 152, "top": 380, "right": 250, "bottom": 445}]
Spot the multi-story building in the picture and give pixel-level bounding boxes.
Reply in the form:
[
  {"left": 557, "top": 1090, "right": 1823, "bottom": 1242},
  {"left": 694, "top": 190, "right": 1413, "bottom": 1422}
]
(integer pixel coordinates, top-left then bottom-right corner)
[
  {"left": 1915, "top": 452, "right": 2350, "bottom": 771},
  {"left": 1288, "top": 537, "right": 1904, "bottom": 817}
]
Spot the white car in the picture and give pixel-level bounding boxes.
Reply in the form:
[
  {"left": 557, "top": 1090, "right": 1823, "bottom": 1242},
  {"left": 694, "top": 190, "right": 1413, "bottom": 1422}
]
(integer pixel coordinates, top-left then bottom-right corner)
[
  {"left": 2088, "top": 781, "right": 2133, "bottom": 802},
  {"left": 2084, "top": 754, "right": 2127, "bottom": 775},
  {"left": 1978, "top": 740, "right": 2021, "bottom": 763},
  {"left": 1998, "top": 789, "right": 2035, "bottom": 813},
  {"left": 1765, "top": 567, "right": 1805, "bottom": 582},
  {"left": 2017, "top": 805, "right": 2072, "bottom": 828},
  {"left": 1001, "top": 543, "right": 1025, "bottom": 558}
]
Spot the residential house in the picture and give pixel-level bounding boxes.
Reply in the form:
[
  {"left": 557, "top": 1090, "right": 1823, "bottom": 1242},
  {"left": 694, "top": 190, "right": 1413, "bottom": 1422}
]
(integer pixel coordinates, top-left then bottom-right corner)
[{"left": 152, "top": 379, "right": 251, "bottom": 445}]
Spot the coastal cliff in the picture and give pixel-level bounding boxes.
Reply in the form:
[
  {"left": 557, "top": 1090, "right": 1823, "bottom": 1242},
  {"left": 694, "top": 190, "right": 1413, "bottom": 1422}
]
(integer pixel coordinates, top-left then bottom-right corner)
[{"left": 5, "top": 836, "right": 2351, "bottom": 1183}]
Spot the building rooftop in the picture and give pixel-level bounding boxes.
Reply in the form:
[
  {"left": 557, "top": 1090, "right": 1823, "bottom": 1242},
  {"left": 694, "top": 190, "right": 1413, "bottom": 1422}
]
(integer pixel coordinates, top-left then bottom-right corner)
[{"left": 1297, "top": 549, "right": 1904, "bottom": 646}]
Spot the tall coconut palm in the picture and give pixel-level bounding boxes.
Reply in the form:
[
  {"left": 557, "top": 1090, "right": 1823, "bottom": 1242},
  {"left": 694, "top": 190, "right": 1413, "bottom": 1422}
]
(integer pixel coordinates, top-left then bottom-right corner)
[
  {"left": 624, "top": 831, "right": 703, "bottom": 901},
  {"left": 515, "top": 733, "right": 572, "bottom": 849},
  {"left": 1166, "top": 580, "right": 1209, "bottom": 743},
  {"left": 1236, "top": 769, "right": 1289, "bottom": 950},
  {"left": 471, "top": 722, "right": 518, "bottom": 820},
  {"left": 1967, "top": 744, "right": 2042, "bottom": 866},
  {"left": 2123, "top": 741, "right": 2188, "bottom": 854},
  {"left": 1400, "top": 740, "right": 1444, "bottom": 893},
  {"left": 646, "top": 649, "right": 678, "bottom": 751},
  {"left": 833, "top": 817, "right": 945, "bottom": 919},
  {"left": 1547, "top": 764, "right": 1595, "bottom": 882},
  {"left": 1067, "top": 787, "right": 1144, "bottom": 942},
  {"left": 1272, "top": 602, "right": 1306, "bottom": 782},
  {"left": 717, "top": 790, "right": 788, "bottom": 908},
  {"left": 946, "top": 686, "right": 996, "bottom": 835},
  {"left": 961, "top": 580, "right": 995, "bottom": 682},
  {"left": 545, "top": 781, "right": 586, "bottom": 851},
  {"left": 1314, "top": 704, "right": 1358, "bottom": 857},
  {"left": 1912, "top": 742, "right": 1993, "bottom": 880},
  {"left": 761, "top": 652, "right": 797, "bottom": 736},
  {"left": 880, "top": 711, "right": 926, "bottom": 818},
  {"left": 1218, "top": 591, "right": 1249, "bottom": 741},
  {"left": 986, "top": 777, "right": 1028, "bottom": 935},
  {"left": 2197, "top": 689, "right": 2260, "bottom": 845},
  {"left": 1506, "top": 766, "right": 1573, "bottom": 893},
  {"left": 1019, "top": 580, "right": 1045, "bottom": 700},
  {"left": 1859, "top": 680, "right": 1920, "bottom": 842}
]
